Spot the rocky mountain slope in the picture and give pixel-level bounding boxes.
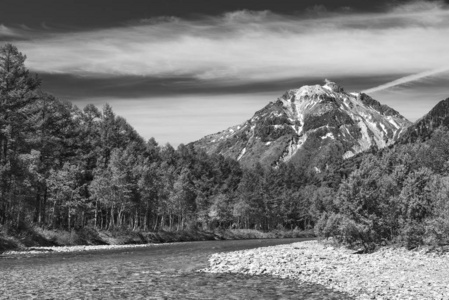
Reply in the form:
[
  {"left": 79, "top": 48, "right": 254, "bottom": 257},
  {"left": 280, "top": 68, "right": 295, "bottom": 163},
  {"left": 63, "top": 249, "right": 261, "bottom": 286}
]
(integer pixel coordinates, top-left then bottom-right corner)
[
  {"left": 192, "top": 81, "right": 412, "bottom": 170},
  {"left": 400, "top": 97, "right": 449, "bottom": 143}
]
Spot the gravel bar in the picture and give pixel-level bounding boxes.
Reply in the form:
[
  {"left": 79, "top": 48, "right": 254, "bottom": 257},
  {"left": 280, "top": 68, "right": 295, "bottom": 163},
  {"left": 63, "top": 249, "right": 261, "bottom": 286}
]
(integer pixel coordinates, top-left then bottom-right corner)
[{"left": 202, "top": 240, "right": 449, "bottom": 300}]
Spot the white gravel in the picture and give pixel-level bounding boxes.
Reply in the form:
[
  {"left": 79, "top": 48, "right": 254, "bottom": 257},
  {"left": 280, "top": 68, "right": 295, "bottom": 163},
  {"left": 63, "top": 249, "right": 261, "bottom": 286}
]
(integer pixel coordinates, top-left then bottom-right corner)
[
  {"left": 202, "top": 240, "right": 449, "bottom": 300},
  {"left": 1, "top": 243, "right": 166, "bottom": 256}
]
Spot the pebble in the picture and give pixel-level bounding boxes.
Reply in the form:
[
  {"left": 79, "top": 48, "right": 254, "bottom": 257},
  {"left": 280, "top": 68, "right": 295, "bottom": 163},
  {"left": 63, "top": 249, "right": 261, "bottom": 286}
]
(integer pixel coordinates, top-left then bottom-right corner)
[{"left": 202, "top": 241, "right": 449, "bottom": 300}]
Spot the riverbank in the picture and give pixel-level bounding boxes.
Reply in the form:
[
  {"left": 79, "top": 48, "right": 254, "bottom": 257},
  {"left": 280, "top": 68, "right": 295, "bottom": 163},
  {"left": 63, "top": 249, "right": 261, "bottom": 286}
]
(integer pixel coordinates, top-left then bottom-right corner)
[
  {"left": 0, "top": 225, "right": 314, "bottom": 253},
  {"left": 1, "top": 238, "right": 350, "bottom": 300},
  {"left": 202, "top": 240, "right": 449, "bottom": 300}
]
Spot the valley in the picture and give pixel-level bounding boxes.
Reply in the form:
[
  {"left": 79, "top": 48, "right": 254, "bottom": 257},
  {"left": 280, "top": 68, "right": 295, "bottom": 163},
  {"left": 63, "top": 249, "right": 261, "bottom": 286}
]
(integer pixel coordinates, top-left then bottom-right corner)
[{"left": 1, "top": 38, "right": 449, "bottom": 300}]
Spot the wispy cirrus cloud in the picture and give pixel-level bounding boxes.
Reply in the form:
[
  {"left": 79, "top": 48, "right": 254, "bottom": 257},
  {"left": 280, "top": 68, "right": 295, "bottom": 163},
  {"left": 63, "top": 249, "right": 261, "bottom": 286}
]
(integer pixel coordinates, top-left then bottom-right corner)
[
  {"left": 363, "top": 66, "right": 449, "bottom": 93},
  {"left": 0, "top": 24, "right": 25, "bottom": 41},
  {"left": 0, "top": 25, "right": 18, "bottom": 37},
  {"left": 1, "top": 0, "right": 447, "bottom": 90},
  {"left": 2, "top": 1, "right": 448, "bottom": 145}
]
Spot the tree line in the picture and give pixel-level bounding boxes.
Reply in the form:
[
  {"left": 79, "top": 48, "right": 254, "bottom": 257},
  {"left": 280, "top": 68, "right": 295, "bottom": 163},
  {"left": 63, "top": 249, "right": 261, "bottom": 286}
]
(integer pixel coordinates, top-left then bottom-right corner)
[
  {"left": 3, "top": 44, "right": 448, "bottom": 250},
  {"left": 314, "top": 128, "right": 449, "bottom": 249},
  {"left": 0, "top": 44, "right": 314, "bottom": 232}
]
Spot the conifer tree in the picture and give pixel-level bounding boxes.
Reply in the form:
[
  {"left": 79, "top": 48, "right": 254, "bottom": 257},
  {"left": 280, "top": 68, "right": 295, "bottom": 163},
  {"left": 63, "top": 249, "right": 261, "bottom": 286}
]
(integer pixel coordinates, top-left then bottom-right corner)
[{"left": 0, "top": 44, "right": 40, "bottom": 225}]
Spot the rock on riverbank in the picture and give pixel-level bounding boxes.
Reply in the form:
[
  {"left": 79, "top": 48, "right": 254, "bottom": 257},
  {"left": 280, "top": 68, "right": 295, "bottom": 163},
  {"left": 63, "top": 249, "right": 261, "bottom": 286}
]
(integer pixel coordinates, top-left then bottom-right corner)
[{"left": 202, "top": 240, "right": 449, "bottom": 300}]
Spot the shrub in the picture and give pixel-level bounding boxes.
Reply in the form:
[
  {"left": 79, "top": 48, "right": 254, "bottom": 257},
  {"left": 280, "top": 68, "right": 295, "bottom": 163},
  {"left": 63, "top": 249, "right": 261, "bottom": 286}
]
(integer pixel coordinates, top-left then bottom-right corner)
[
  {"left": 315, "top": 213, "right": 341, "bottom": 239},
  {"left": 397, "top": 221, "right": 425, "bottom": 249},
  {"left": 424, "top": 218, "right": 449, "bottom": 246},
  {"left": 316, "top": 213, "right": 379, "bottom": 251}
]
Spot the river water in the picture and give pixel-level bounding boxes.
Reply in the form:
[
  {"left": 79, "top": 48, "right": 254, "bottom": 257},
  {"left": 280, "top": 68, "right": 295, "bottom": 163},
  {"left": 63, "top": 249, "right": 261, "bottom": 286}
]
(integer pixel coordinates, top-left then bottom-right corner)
[{"left": 0, "top": 238, "right": 353, "bottom": 299}]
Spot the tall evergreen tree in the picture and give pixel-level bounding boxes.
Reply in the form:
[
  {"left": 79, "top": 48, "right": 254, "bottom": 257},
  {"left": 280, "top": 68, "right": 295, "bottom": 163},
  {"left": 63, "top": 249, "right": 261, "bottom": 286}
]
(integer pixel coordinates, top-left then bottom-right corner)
[{"left": 0, "top": 44, "right": 40, "bottom": 225}]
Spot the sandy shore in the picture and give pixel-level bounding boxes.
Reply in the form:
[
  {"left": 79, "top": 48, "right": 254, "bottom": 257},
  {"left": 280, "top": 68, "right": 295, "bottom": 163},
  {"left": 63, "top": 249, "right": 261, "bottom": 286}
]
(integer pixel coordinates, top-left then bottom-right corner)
[{"left": 202, "top": 240, "right": 449, "bottom": 300}]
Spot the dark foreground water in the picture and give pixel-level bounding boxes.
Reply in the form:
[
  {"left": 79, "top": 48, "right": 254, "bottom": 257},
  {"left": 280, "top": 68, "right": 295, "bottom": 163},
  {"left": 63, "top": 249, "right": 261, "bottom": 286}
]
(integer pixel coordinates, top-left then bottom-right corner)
[{"left": 0, "top": 238, "right": 353, "bottom": 299}]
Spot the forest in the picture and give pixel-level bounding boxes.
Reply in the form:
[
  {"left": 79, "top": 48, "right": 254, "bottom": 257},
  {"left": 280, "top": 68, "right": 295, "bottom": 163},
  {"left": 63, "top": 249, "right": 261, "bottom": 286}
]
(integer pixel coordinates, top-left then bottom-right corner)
[
  {"left": 314, "top": 129, "right": 449, "bottom": 249},
  {"left": 1, "top": 43, "right": 449, "bottom": 250},
  {"left": 0, "top": 44, "right": 313, "bottom": 234}
]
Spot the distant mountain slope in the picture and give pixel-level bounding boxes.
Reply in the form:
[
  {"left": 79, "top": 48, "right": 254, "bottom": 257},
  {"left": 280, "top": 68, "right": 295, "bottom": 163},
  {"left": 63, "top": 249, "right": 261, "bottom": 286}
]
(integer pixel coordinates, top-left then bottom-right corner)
[
  {"left": 399, "top": 97, "right": 449, "bottom": 143},
  {"left": 192, "top": 81, "right": 412, "bottom": 170}
]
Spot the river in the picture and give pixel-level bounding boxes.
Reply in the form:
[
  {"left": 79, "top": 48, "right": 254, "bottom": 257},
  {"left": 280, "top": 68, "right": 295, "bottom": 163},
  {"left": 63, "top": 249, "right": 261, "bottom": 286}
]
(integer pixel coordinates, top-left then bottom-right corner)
[{"left": 0, "top": 238, "right": 353, "bottom": 299}]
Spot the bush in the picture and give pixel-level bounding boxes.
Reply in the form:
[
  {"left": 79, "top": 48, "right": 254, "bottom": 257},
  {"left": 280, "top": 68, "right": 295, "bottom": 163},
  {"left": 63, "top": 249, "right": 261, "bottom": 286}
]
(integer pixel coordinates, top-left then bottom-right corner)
[
  {"left": 424, "top": 218, "right": 449, "bottom": 246},
  {"left": 397, "top": 221, "right": 425, "bottom": 249},
  {"left": 315, "top": 213, "right": 377, "bottom": 251},
  {"left": 315, "top": 213, "right": 342, "bottom": 239},
  {"left": 0, "top": 225, "right": 21, "bottom": 252}
]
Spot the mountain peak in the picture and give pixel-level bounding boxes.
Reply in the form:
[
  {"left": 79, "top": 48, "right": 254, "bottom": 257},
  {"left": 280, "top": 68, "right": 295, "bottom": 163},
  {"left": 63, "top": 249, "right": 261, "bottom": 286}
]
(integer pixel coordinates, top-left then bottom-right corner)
[
  {"left": 323, "top": 79, "right": 344, "bottom": 93},
  {"left": 193, "top": 82, "right": 412, "bottom": 169},
  {"left": 280, "top": 80, "right": 347, "bottom": 104}
]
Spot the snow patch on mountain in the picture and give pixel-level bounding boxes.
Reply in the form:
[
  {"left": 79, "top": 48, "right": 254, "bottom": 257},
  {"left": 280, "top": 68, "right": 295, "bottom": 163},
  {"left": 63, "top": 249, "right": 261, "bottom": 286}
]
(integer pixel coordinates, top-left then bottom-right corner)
[
  {"left": 192, "top": 80, "right": 412, "bottom": 168},
  {"left": 321, "top": 132, "right": 335, "bottom": 140},
  {"left": 237, "top": 148, "right": 246, "bottom": 161}
]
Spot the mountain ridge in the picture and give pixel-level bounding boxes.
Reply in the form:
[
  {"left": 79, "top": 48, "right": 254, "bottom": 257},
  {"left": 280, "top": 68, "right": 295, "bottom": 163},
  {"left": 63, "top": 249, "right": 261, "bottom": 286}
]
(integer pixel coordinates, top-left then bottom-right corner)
[
  {"left": 192, "top": 80, "right": 412, "bottom": 170},
  {"left": 399, "top": 97, "right": 449, "bottom": 143}
]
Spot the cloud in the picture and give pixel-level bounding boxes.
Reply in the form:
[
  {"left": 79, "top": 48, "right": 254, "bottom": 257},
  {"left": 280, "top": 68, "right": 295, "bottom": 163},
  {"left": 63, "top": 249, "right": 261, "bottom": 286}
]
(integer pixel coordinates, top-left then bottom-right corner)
[
  {"left": 363, "top": 66, "right": 449, "bottom": 93},
  {"left": 222, "top": 10, "right": 273, "bottom": 23},
  {"left": 389, "top": 0, "right": 447, "bottom": 13},
  {"left": 367, "top": 75, "right": 449, "bottom": 122},
  {"left": 4, "top": 0, "right": 449, "bottom": 90},
  {"left": 0, "top": 24, "right": 23, "bottom": 38}
]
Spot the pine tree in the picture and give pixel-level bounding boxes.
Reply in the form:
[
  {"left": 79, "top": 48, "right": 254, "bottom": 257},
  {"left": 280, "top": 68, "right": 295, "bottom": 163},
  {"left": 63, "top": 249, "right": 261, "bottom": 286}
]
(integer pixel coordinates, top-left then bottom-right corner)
[{"left": 0, "top": 44, "right": 40, "bottom": 225}]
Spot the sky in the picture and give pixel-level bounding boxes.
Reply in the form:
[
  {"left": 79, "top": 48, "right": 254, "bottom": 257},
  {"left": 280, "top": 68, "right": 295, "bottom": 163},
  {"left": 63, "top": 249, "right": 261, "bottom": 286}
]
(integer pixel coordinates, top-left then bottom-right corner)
[{"left": 1, "top": 0, "right": 449, "bottom": 146}]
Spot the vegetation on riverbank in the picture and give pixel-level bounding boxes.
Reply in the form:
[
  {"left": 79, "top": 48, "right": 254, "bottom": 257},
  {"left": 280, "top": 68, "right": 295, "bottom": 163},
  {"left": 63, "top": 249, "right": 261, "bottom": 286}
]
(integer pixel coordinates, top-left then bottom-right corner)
[
  {"left": 0, "top": 44, "right": 315, "bottom": 237},
  {"left": 2, "top": 44, "right": 449, "bottom": 255},
  {"left": 0, "top": 224, "right": 314, "bottom": 252},
  {"left": 314, "top": 128, "right": 449, "bottom": 251}
]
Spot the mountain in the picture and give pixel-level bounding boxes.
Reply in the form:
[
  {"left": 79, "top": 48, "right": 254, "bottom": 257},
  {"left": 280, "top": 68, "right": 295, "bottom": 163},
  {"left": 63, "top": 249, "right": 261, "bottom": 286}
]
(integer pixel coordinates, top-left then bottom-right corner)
[
  {"left": 192, "top": 81, "right": 412, "bottom": 170},
  {"left": 399, "top": 97, "right": 449, "bottom": 143}
]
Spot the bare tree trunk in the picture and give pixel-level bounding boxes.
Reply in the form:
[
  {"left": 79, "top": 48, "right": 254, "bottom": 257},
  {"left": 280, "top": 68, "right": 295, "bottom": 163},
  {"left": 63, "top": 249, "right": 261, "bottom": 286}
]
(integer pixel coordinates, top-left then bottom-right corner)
[
  {"left": 143, "top": 211, "right": 147, "bottom": 231},
  {"left": 16, "top": 208, "right": 20, "bottom": 227},
  {"left": 153, "top": 215, "right": 158, "bottom": 231},
  {"left": 81, "top": 211, "right": 85, "bottom": 228},
  {"left": 117, "top": 210, "right": 122, "bottom": 227},
  {"left": 42, "top": 187, "right": 47, "bottom": 225},
  {"left": 159, "top": 215, "right": 165, "bottom": 230},
  {"left": 144, "top": 202, "right": 149, "bottom": 231},
  {"left": 94, "top": 200, "right": 98, "bottom": 228},
  {"left": 52, "top": 199, "right": 58, "bottom": 229},
  {"left": 109, "top": 205, "right": 115, "bottom": 229},
  {"left": 134, "top": 209, "right": 138, "bottom": 230},
  {"left": 101, "top": 210, "right": 105, "bottom": 230},
  {"left": 36, "top": 191, "right": 41, "bottom": 225},
  {"left": 68, "top": 207, "right": 71, "bottom": 231}
]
